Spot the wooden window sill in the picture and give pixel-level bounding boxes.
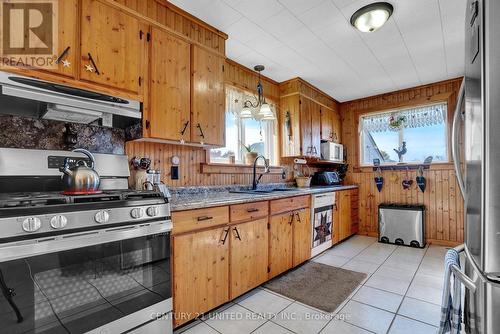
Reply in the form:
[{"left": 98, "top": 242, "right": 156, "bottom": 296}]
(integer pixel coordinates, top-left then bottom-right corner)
[{"left": 200, "top": 163, "right": 285, "bottom": 175}]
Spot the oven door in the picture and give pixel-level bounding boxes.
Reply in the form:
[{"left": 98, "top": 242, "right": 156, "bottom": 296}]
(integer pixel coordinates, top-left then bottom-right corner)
[{"left": 0, "top": 221, "right": 172, "bottom": 334}]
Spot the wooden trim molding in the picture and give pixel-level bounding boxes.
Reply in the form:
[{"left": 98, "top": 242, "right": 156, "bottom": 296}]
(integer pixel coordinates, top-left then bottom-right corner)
[{"left": 200, "top": 163, "right": 285, "bottom": 175}]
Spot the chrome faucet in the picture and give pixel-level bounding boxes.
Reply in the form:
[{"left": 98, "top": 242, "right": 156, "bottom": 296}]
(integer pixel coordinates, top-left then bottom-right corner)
[{"left": 252, "top": 155, "right": 270, "bottom": 190}]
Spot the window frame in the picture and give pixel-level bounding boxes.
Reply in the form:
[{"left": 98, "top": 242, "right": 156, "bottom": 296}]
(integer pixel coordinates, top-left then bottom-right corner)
[
  {"left": 358, "top": 102, "right": 450, "bottom": 167},
  {"left": 209, "top": 86, "right": 279, "bottom": 166}
]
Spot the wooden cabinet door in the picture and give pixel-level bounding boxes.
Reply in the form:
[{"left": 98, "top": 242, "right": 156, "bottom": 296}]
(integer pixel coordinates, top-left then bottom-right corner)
[
  {"left": 173, "top": 227, "right": 229, "bottom": 326},
  {"left": 230, "top": 218, "right": 268, "bottom": 299},
  {"left": 191, "top": 46, "right": 225, "bottom": 146},
  {"left": 339, "top": 191, "right": 352, "bottom": 241},
  {"left": 280, "top": 95, "right": 301, "bottom": 157},
  {"left": 311, "top": 103, "right": 322, "bottom": 158},
  {"left": 299, "top": 98, "right": 313, "bottom": 156},
  {"left": 147, "top": 27, "right": 191, "bottom": 141},
  {"left": 292, "top": 208, "right": 311, "bottom": 266},
  {"left": 80, "top": 0, "right": 145, "bottom": 95},
  {"left": 332, "top": 193, "right": 340, "bottom": 244},
  {"left": 321, "top": 108, "right": 333, "bottom": 141},
  {"left": 331, "top": 111, "right": 342, "bottom": 143},
  {"left": 268, "top": 212, "right": 293, "bottom": 278},
  {"left": 50, "top": 0, "right": 78, "bottom": 78}
]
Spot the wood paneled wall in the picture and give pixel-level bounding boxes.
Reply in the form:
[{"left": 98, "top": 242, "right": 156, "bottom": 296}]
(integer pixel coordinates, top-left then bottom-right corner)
[
  {"left": 125, "top": 141, "right": 291, "bottom": 187},
  {"left": 112, "top": 0, "right": 227, "bottom": 54},
  {"left": 340, "top": 78, "right": 464, "bottom": 245},
  {"left": 224, "top": 59, "right": 280, "bottom": 101}
]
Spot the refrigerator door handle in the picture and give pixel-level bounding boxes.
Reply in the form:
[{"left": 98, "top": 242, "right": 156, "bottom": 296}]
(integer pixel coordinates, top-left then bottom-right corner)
[
  {"left": 452, "top": 80, "right": 466, "bottom": 199},
  {"left": 451, "top": 244, "right": 477, "bottom": 292}
]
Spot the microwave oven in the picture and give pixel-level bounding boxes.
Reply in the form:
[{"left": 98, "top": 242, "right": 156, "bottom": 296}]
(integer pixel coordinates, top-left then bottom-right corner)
[{"left": 320, "top": 142, "right": 344, "bottom": 163}]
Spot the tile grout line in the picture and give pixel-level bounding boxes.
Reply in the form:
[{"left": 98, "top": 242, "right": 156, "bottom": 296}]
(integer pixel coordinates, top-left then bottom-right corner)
[{"left": 385, "top": 245, "right": 433, "bottom": 333}]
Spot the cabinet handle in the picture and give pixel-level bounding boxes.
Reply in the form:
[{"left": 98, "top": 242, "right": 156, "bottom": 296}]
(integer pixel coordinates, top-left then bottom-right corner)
[
  {"left": 87, "top": 53, "right": 100, "bottom": 75},
  {"left": 295, "top": 211, "right": 302, "bottom": 224},
  {"left": 220, "top": 228, "right": 230, "bottom": 245},
  {"left": 246, "top": 208, "right": 259, "bottom": 213},
  {"left": 55, "top": 46, "right": 70, "bottom": 64},
  {"left": 197, "top": 216, "right": 213, "bottom": 222},
  {"left": 196, "top": 123, "right": 205, "bottom": 139},
  {"left": 288, "top": 213, "right": 294, "bottom": 225},
  {"left": 180, "top": 121, "right": 190, "bottom": 136},
  {"left": 333, "top": 203, "right": 338, "bottom": 211},
  {"left": 233, "top": 227, "right": 242, "bottom": 241}
]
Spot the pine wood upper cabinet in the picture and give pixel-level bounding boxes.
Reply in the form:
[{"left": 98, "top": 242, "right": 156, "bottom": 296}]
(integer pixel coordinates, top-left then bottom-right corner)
[
  {"left": 173, "top": 227, "right": 230, "bottom": 327},
  {"left": 310, "top": 102, "right": 322, "bottom": 157},
  {"left": 229, "top": 218, "right": 268, "bottom": 299},
  {"left": 147, "top": 27, "right": 191, "bottom": 141},
  {"left": 191, "top": 45, "right": 225, "bottom": 146},
  {"left": 321, "top": 108, "right": 333, "bottom": 141},
  {"left": 299, "top": 98, "right": 313, "bottom": 157},
  {"left": 280, "top": 95, "right": 301, "bottom": 157},
  {"left": 292, "top": 208, "right": 311, "bottom": 266},
  {"left": 80, "top": 0, "right": 146, "bottom": 95},
  {"left": 268, "top": 211, "right": 293, "bottom": 278},
  {"left": 331, "top": 111, "right": 342, "bottom": 143},
  {"left": 49, "top": 0, "right": 78, "bottom": 78}
]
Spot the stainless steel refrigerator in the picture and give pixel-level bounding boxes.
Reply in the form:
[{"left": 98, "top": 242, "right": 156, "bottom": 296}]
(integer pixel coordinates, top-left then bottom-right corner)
[{"left": 451, "top": 0, "right": 500, "bottom": 333}]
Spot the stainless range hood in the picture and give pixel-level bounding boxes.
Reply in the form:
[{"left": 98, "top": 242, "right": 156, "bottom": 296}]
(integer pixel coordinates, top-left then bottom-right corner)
[{"left": 0, "top": 71, "right": 141, "bottom": 126}]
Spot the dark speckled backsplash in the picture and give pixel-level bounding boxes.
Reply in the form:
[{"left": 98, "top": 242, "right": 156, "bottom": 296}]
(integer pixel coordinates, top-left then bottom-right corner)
[{"left": 0, "top": 115, "right": 125, "bottom": 154}]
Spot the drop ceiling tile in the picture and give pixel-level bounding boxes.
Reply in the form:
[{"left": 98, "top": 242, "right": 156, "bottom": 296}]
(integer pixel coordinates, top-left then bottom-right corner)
[
  {"left": 244, "top": 33, "right": 284, "bottom": 53},
  {"left": 260, "top": 9, "right": 304, "bottom": 39},
  {"left": 300, "top": 0, "right": 345, "bottom": 33},
  {"left": 225, "top": 18, "right": 268, "bottom": 43},
  {"left": 226, "top": 38, "right": 255, "bottom": 59},
  {"left": 330, "top": 0, "right": 359, "bottom": 10},
  {"left": 229, "top": 0, "right": 284, "bottom": 23},
  {"left": 169, "top": 0, "right": 242, "bottom": 31},
  {"left": 278, "top": 0, "right": 325, "bottom": 15},
  {"left": 439, "top": 0, "right": 466, "bottom": 77}
]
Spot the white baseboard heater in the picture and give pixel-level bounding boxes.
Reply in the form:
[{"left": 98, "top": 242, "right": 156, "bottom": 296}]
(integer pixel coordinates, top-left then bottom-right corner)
[{"left": 378, "top": 204, "right": 426, "bottom": 248}]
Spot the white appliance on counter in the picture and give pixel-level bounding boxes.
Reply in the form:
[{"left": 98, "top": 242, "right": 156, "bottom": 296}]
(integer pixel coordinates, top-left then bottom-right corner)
[
  {"left": 320, "top": 142, "right": 344, "bottom": 163},
  {"left": 311, "top": 192, "right": 335, "bottom": 257}
]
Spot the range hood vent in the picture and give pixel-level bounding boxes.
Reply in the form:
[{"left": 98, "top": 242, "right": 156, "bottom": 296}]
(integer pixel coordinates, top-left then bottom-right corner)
[{"left": 0, "top": 71, "right": 141, "bottom": 126}]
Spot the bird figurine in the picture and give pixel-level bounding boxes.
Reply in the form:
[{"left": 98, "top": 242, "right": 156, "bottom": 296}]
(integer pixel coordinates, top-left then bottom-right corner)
[{"left": 394, "top": 141, "right": 407, "bottom": 163}]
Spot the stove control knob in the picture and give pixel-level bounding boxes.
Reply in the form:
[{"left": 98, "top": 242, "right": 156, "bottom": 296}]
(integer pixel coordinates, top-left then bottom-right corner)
[
  {"left": 94, "top": 210, "right": 110, "bottom": 224},
  {"left": 146, "top": 206, "right": 159, "bottom": 217},
  {"left": 50, "top": 215, "right": 68, "bottom": 229},
  {"left": 130, "top": 208, "right": 144, "bottom": 219},
  {"left": 22, "top": 217, "right": 41, "bottom": 233}
]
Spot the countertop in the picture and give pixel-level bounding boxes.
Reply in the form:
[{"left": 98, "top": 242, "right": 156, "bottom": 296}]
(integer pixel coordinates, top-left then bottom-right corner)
[{"left": 169, "top": 185, "right": 358, "bottom": 212}]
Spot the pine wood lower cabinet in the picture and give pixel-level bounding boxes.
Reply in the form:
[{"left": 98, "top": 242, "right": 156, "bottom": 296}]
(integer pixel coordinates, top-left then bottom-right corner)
[
  {"left": 292, "top": 208, "right": 312, "bottom": 266},
  {"left": 229, "top": 218, "right": 269, "bottom": 299},
  {"left": 269, "top": 206, "right": 311, "bottom": 278},
  {"left": 173, "top": 226, "right": 230, "bottom": 327},
  {"left": 268, "top": 212, "right": 294, "bottom": 279},
  {"left": 336, "top": 189, "right": 359, "bottom": 243}
]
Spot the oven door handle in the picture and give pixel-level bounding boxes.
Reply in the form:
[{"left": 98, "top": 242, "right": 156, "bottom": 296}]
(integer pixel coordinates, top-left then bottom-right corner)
[{"left": 0, "top": 221, "right": 172, "bottom": 263}]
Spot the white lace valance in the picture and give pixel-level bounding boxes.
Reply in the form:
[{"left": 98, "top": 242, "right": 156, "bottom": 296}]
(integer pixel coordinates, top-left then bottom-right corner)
[{"left": 361, "top": 103, "right": 447, "bottom": 132}]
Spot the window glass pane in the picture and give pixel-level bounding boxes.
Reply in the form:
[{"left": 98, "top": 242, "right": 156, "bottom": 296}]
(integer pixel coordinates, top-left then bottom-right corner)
[
  {"left": 360, "top": 103, "right": 448, "bottom": 165},
  {"left": 210, "top": 86, "right": 277, "bottom": 165}
]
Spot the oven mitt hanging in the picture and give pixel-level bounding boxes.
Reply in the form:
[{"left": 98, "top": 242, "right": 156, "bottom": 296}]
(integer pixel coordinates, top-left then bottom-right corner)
[
  {"left": 402, "top": 179, "right": 413, "bottom": 189},
  {"left": 416, "top": 166, "right": 426, "bottom": 192},
  {"left": 374, "top": 167, "right": 383, "bottom": 192}
]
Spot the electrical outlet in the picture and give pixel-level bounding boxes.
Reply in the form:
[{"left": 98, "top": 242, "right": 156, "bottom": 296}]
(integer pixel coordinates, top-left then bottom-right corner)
[{"left": 171, "top": 166, "right": 179, "bottom": 180}]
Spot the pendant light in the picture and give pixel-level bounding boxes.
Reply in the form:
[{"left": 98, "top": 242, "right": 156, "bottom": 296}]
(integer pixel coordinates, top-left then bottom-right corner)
[
  {"left": 241, "top": 65, "right": 275, "bottom": 121},
  {"left": 350, "top": 2, "right": 393, "bottom": 33}
]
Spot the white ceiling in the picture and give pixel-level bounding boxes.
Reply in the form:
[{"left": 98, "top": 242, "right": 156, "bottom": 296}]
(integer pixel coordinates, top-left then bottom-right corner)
[{"left": 169, "top": 0, "right": 466, "bottom": 102}]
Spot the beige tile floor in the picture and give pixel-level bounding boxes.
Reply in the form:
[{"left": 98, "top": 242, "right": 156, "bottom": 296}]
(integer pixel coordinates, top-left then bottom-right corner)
[{"left": 175, "top": 236, "right": 448, "bottom": 334}]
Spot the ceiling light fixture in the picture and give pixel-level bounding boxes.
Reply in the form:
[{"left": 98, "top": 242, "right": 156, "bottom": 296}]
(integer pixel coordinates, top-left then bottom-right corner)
[
  {"left": 241, "top": 65, "right": 275, "bottom": 121},
  {"left": 350, "top": 2, "right": 394, "bottom": 33}
]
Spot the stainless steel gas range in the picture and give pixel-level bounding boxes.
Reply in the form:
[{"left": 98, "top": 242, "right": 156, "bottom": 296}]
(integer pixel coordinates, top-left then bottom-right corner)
[{"left": 0, "top": 148, "right": 173, "bottom": 334}]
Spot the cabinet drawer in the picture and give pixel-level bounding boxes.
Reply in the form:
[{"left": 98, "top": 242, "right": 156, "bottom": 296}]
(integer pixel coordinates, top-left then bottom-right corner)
[
  {"left": 172, "top": 206, "right": 229, "bottom": 234},
  {"left": 230, "top": 201, "right": 269, "bottom": 222},
  {"left": 270, "top": 195, "right": 310, "bottom": 215}
]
